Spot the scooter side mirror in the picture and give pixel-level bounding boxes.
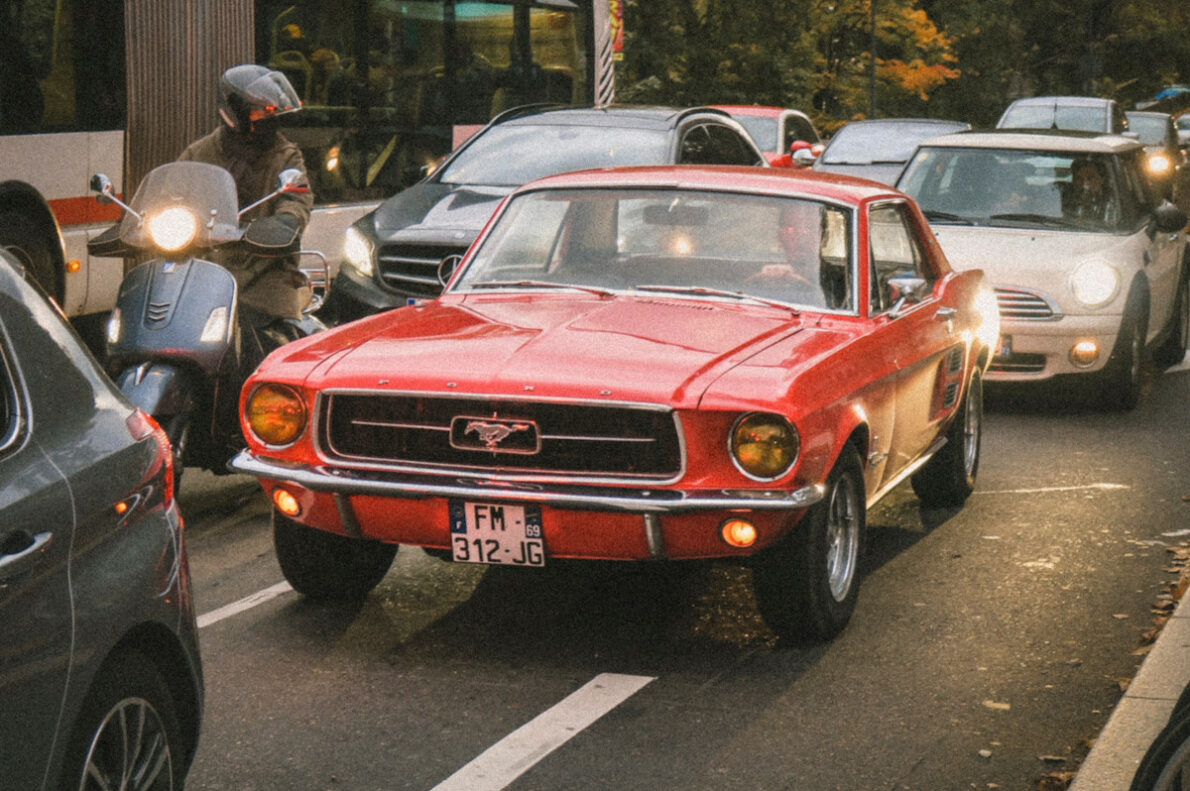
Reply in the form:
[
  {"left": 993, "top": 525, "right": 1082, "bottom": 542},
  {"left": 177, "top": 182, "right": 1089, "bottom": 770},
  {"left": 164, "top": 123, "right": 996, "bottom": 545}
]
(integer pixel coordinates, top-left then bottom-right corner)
[
  {"left": 277, "top": 168, "right": 309, "bottom": 194},
  {"left": 91, "top": 173, "right": 115, "bottom": 204}
]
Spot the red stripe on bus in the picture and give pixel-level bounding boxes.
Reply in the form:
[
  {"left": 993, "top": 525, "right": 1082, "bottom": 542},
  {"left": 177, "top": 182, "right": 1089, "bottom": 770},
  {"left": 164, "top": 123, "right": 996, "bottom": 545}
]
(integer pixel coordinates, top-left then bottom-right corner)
[{"left": 48, "top": 196, "right": 124, "bottom": 226}]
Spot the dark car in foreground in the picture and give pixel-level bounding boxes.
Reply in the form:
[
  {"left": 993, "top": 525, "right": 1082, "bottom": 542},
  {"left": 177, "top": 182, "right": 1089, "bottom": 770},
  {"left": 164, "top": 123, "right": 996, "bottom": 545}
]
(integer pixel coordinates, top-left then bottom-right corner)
[
  {"left": 327, "top": 105, "right": 766, "bottom": 321},
  {"left": 811, "top": 118, "right": 971, "bottom": 184},
  {"left": 0, "top": 250, "right": 203, "bottom": 790}
]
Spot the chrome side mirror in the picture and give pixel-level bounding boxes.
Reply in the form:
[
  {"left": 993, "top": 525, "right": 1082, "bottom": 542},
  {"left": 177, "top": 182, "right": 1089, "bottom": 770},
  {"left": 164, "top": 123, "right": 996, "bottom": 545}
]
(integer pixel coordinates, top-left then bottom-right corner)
[{"left": 887, "top": 275, "right": 930, "bottom": 317}]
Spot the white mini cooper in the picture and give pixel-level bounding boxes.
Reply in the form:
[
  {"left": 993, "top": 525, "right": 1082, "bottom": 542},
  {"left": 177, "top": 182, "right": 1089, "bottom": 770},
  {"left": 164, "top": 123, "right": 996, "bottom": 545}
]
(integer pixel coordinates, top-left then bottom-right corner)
[{"left": 898, "top": 129, "right": 1188, "bottom": 409}]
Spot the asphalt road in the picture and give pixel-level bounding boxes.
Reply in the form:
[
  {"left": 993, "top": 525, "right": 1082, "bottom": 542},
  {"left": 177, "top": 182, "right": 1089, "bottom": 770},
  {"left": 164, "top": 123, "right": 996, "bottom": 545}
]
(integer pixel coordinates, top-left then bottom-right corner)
[{"left": 179, "top": 357, "right": 1190, "bottom": 791}]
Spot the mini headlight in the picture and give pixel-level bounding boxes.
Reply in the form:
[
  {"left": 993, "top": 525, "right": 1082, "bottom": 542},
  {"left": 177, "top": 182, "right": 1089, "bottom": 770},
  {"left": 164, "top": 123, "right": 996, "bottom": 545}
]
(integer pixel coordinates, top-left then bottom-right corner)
[
  {"left": 1148, "top": 153, "right": 1171, "bottom": 174},
  {"left": 1069, "top": 259, "right": 1119, "bottom": 308},
  {"left": 730, "top": 413, "right": 799, "bottom": 480},
  {"left": 245, "top": 383, "right": 308, "bottom": 446},
  {"left": 148, "top": 206, "right": 198, "bottom": 251},
  {"left": 343, "top": 226, "right": 375, "bottom": 277}
]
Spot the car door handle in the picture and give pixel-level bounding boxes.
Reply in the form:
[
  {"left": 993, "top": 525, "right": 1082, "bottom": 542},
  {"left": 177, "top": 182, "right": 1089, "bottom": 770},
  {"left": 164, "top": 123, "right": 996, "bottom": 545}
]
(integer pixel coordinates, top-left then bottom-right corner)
[
  {"left": 0, "top": 531, "right": 53, "bottom": 582},
  {"left": 934, "top": 307, "right": 957, "bottom": 321}
]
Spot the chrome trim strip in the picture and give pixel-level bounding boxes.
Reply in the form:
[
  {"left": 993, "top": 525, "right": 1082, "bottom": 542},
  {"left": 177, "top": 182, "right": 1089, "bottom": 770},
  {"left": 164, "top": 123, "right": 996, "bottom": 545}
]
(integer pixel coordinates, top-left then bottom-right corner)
[
  {"left": 866, "top": 436, "right": 947, "bottom": 507},
  {"left": 230, "top": 451, "right": 825, "bottom": 514},
  {"left": 644, "top": 513, "right": 664, "bottom": 558}
]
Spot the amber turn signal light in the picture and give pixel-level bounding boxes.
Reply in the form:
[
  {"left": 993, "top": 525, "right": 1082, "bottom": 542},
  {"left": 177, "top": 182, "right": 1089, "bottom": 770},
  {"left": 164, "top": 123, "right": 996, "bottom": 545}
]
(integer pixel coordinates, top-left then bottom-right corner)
[
  {"left": 720, "top": 519, "right": 758, "bottom": 548},
  {"left": 245, "top": 383, "right": 307, "bottom": 446},
  {"left": 273, "top": 487, "right": 301, "bottom": 517}
]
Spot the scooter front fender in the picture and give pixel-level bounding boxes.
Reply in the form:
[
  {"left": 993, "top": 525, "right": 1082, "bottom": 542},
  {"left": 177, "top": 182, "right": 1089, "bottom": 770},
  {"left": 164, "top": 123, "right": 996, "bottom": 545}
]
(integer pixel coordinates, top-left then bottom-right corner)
[{"left": 114, "top": 362, "right": 197, "bottom": 419}]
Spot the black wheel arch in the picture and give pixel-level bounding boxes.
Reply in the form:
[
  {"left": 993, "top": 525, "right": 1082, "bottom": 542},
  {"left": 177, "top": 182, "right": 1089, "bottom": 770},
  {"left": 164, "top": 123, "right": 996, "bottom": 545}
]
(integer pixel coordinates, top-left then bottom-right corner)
[{"left": 0, "top": 180, "right": 67, "bottom": 300}]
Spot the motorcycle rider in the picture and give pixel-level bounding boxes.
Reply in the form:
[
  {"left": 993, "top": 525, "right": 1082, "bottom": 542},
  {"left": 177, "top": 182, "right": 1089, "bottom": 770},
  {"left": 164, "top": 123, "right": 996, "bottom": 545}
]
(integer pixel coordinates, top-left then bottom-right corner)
[{"left": 178, "top": 63, "right": 314, "bottom": 326}]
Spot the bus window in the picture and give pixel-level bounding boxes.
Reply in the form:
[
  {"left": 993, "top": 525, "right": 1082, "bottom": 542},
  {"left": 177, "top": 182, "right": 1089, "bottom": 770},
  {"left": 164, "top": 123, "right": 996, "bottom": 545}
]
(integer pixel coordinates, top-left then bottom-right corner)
[
  {"left": 256, "top": 1, "right": 596, "bottom": 204},
  {"left": 0, "top": 0, "right": 125, "bottom": 134}
]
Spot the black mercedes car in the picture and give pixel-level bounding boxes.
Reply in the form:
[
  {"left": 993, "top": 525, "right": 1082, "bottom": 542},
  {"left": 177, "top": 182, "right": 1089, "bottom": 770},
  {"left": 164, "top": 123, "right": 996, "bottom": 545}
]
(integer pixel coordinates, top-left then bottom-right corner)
[
  {"left": 0, "top": 248, "right": 203, "bottom": 790},
  {"left": 326, "top": 104, "right": 767, "bottom": 321}
]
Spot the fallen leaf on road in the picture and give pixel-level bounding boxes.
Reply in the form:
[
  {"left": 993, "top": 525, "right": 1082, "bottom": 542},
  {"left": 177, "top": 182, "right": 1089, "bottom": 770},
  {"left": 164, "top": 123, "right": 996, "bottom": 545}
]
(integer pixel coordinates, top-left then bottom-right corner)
[
  {"left": 1114, "top": 677, "right": 1131, "bottom": 692},
  {"left": 983, "top": 700, "right": 1011, "bottom": 711},
  {"left": 1037, "top": 770, "right": 1076, "bottom": 790},
  {"left": 1039, "top": 755, "right": 1067, "bottom": 763},
  {"left": 1113, "top": 613, "right": 1130, "bottom": 620}
]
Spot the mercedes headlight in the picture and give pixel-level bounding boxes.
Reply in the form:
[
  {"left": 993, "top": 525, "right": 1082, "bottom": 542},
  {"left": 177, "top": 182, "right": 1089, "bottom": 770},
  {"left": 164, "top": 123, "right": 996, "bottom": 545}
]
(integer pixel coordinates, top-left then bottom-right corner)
[
  {"left": 148, "top": 206, "right": 198, "bottom": 251},
  {"left": 343, "top": 226, "right": 375, "bottom": 278},
  {"left": 1069, "top": 259, "right": 1119, "bottom": 308},
  {"left": 730, "top": 413, "right": 799, "bottom": 480}
]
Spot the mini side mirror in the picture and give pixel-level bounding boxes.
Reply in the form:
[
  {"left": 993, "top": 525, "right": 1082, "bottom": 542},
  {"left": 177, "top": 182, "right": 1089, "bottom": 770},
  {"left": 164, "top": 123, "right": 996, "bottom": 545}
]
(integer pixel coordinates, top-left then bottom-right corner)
[{"left": 1154, "top": 201, "right": 1188, "bottom": 234}]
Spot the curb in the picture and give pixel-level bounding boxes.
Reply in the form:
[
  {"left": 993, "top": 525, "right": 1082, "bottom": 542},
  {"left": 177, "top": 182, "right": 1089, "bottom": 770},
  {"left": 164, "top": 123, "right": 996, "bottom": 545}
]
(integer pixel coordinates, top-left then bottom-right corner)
[{"left": 1070, "top": 592, "right": 1190, "bottom": 789}]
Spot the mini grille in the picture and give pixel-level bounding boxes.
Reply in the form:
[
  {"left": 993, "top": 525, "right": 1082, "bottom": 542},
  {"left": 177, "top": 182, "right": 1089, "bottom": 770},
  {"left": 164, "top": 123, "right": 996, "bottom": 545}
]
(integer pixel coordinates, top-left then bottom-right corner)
[
  {"left": 376, "top": 243, "right": 468, "bottom": 297},
  {"left": 994, "top": 286, "right": 1060, "bottom": 320},
  {"left": 321, "top": 394, "right": 683, "bottom": 479}
]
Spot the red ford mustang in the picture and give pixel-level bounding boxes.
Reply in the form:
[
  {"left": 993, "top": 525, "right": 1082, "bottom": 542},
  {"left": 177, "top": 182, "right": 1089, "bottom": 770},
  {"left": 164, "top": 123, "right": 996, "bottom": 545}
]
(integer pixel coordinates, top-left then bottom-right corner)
[{"left": 231, "top": 165, "right": 998, "bottom": 641}]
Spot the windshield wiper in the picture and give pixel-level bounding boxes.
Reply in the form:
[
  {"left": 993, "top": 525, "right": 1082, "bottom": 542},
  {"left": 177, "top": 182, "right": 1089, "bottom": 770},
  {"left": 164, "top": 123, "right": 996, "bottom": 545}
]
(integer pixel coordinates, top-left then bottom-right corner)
[
  {"left": 987, "top": 213, "right": 1073, "bottom": 228},
  {"left": 467, "top": 279, "right": 616, "bottom": 297},
  {"left": 633, "top": 284, "right": 800, "bottom": 314},
  {"left": 923, "top": 209, "right": 975, "bottom": 225}
]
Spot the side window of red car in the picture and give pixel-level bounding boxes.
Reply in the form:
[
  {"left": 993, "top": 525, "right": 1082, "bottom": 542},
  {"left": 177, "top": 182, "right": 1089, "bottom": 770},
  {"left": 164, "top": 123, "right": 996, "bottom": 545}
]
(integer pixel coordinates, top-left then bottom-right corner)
[{"left": 868, "top": 203, "right": 931, "bottom": 314}]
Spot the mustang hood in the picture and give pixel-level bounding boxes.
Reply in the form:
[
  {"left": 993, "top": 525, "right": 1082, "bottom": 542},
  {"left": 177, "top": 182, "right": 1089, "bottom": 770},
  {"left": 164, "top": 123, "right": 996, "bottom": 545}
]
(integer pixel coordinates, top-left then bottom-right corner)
[
  {"left": 372, "top": 181, "right": 511, "bottom": 241},
  {"left": 304, "top": 296, "right": 808, "bottom": 407}
]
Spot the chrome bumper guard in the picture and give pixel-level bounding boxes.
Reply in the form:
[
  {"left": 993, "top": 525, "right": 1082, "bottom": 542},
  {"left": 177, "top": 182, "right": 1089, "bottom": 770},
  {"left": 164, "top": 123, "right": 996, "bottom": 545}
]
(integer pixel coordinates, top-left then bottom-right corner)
[{"left": 229, "top": 451, "right": 825, "bottom": 514}]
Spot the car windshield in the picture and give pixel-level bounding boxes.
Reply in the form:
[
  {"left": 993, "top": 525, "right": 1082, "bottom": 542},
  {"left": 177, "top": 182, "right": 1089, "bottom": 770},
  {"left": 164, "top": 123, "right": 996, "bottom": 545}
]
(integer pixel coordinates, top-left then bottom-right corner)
[
  {"left": 1177, "top": 116, "right": 1190, "bottom": 131},
  {"left": 437, "top": 123, "right": 671, "bottom": 186},
  {"left": 999, "top": 103, "right": 1106, "bottom": 132},
  {"left": 454, "top": 188, "right": 855, "bottom": 312},
  {"left": 899, "top": 146, "right": 1133, "bottom": 232},
  {"left": 733, "top": 116, "right": 779, "bottom": 151},
  {"left": 1127, "top": 115, "right": 1170, "bottom": 145},
  {"left": 820, "top": 121, "right": 967, "bottom": 164}
]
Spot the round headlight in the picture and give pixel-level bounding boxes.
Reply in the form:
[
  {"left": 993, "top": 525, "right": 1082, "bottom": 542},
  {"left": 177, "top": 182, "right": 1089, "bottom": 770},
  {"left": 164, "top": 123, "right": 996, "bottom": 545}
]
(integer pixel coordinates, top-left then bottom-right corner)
[
  {"left": 730, "top": 413, "right": 799, "bottom": 480},
  {"left": 1147, "top": 153, "right": 1171, "bottom": 174},
  {"left": 245, "top": 384, "right": 308, "bottom": 446},
  {"left": 343, "top": 226, "right": 375, "bottom": 277},
  {"left": 147, "top": 206, "right": 198, "bottom": 251},
  {"left": 1069, "top": 259, "right": 1119, "bottom": 308}
]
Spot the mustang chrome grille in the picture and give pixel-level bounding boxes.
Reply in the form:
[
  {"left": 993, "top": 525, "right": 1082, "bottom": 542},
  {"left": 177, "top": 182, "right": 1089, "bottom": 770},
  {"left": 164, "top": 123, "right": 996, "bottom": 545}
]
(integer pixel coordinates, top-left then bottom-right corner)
[
  {"left": 994, "top": 286, "right": 1061, "bottom": 320},
  {"left": 320, "top": 394, "right": 683, "bottom": 479},
  {"left": 375, "top": 243, "right": 467, "bottom": 297}
]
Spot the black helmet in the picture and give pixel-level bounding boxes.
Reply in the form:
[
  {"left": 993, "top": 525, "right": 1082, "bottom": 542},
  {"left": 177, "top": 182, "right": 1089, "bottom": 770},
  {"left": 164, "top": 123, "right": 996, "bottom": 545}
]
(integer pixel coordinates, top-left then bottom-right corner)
[{"left": 217, "top": 64, "right": 301, "bottom": 134}]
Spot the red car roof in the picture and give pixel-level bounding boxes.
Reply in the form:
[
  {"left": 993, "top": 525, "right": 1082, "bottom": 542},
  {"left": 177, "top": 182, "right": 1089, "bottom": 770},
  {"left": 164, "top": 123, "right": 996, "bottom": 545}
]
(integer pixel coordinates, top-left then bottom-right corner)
[{"left": 514, "top": 164, "right": 903, "bottom": 204}]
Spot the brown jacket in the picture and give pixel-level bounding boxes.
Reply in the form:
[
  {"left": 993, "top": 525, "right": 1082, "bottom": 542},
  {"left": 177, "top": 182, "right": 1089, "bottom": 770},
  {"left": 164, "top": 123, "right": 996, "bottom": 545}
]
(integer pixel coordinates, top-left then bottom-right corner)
[{"left": 178, "top": 127, "right": 314, "bottom": 318}]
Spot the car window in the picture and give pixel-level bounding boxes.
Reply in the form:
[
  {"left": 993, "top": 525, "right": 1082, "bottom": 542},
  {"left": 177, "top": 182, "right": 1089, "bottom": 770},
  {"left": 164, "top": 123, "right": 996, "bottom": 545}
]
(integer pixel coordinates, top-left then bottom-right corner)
[
  {"left": 1128, "top": 115, "right": 1173, "bottom": 145},
  {"left": 459, "top": 188, "right": 855, "bottom": 312},
  {"left": 999, "top": 103, "right": 1109, "bottom": 132},
  {"left": 869, "top": 203, "right": 931, "bottom": 314},
  {"left": 1118, "top": 151, "right": 1155, "bottom": 220},
  {"left": 680, "top": 124, "right": 762, "bottom": 166},
  {"left": 734, "top": 116, "right": 778, "bottom": 152},
  {"left": 0, "top": 334, "right": 22, "bottom": 457},
  {"left": 438, "top": 123, "right": 671, "bottom": 186},
  {"left": 900, "top": 146, "right": 1133, "bottom": 232},
  {"left": 785, "top": 116, "right": 817, "bottom": 149}
]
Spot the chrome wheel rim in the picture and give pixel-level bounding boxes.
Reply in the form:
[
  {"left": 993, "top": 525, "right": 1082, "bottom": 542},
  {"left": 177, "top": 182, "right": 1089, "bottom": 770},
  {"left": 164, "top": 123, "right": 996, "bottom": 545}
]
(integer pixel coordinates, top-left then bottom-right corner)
[
  {"left": 78, "top": 698, "right": 173, "bottom": 791},
  {"left": 963, "top": 375, "right": 982, "bottom": 478},
  {"left": 825, "top": 474, "right": 861, "bottom": 602}
]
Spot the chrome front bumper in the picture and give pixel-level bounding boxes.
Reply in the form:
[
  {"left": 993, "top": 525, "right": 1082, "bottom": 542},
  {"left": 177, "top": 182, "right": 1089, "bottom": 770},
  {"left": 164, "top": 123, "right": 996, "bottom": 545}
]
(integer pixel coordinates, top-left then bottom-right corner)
[{"left": 229, "top": 450, "right": 825, "bottom": 514}]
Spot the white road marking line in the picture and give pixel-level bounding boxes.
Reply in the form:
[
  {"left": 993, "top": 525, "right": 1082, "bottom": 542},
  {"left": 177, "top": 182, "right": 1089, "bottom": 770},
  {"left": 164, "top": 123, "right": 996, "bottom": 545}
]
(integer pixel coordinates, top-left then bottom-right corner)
[
  {"left": 430, "top": 673, "right": 655, "bottom": 791},
  {"left": 197, "top": 581, "right": 293, "bottom": 628},
  {"left": 976, "top": 483, "right": 1130, "bottom": 495}
]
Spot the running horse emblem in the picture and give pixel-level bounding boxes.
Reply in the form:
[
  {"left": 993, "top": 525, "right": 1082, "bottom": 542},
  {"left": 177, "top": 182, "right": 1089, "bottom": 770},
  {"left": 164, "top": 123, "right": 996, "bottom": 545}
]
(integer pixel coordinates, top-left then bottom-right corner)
[{"left": 465, "top": 419, "right": 533, "bottom": 452}]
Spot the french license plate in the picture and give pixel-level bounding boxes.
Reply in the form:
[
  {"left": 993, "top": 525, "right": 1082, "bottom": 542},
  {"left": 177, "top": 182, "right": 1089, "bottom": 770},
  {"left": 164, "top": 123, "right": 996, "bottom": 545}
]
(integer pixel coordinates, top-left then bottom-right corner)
[
  {"left": 449, "top": 501, "right": 545, "bottom": 567},
  {"left": 995, "top": 334, "right": 1012, "bottom": 358}
]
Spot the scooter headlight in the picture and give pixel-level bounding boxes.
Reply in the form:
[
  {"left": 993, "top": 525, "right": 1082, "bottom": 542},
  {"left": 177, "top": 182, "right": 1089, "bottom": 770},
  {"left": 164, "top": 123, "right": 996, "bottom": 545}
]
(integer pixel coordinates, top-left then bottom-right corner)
[
  {"left": 148, "top": 206, "right": 199, "bottom": 251},
  {"left": 1147, "top": 153, "right": 1172, "bottom": 175}
]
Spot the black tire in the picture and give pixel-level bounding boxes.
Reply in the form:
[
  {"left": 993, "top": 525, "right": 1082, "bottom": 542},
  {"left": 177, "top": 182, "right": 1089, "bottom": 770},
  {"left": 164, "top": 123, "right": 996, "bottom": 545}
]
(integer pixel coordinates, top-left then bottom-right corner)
[
  {"left": 1101, "top": 307, "right": 1144, "bottom": 411},
  {"left": 1129, "top": 706, "right": 1190, "bottom": 790},
  {"left": 1154, "top": 274, "right": 1189, "bottom": 368},
  {"left": 0, "top": 210, "right": 60, "bottom": 302},
  {"left": 273, "top": 510, "right": 398, "bottom": 601},
  {"left": 161, "top": 414, "right": 189, "bottom": 494},
  {"left": 753, "top": 447, "right": 865, "bottom": 642},
  {"left": 58, "top": 649, "right": 183, "bottom": 791},
  {"left": 912, "top": 368, "right": 982, "bottom": 507}
]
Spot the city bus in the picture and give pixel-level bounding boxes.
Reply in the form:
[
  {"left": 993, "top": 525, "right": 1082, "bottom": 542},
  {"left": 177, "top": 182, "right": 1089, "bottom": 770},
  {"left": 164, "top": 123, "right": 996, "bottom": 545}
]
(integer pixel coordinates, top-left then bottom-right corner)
[{"left": 0, "top": 0, "right": 615, "bottom": 327}]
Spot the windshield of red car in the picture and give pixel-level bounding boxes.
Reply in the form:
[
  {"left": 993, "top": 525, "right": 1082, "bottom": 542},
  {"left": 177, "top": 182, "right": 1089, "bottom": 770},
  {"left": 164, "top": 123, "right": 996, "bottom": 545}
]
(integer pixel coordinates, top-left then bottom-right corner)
[
  {"left": 453, "top": 188, "right": 855, "bottom": 312},
  {"left": 438, "top": 123, "right": 672, "bottom": 186}
]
